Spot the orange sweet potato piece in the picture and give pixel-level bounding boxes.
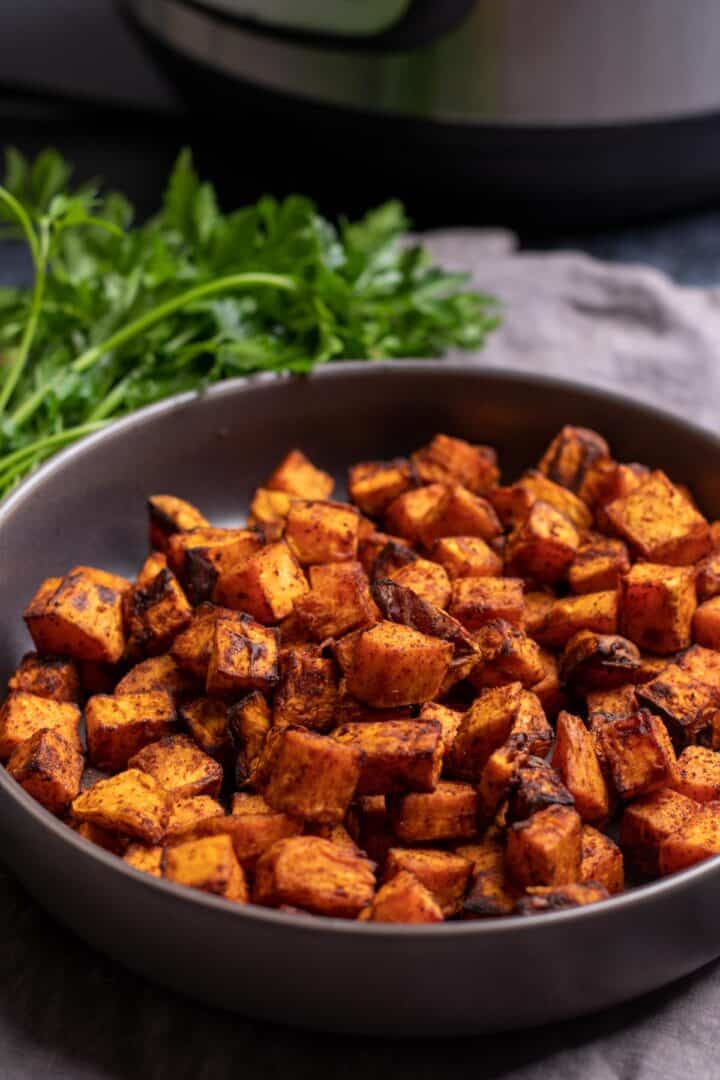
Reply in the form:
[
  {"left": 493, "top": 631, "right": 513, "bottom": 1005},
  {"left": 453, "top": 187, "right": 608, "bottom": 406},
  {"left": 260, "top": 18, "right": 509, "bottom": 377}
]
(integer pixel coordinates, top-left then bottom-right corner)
[
  {"left": 0, "top": 691, "right": 81, "bottom": 761},
  {"left": 129, "top": 734, "right": 223, "bottom": 800},
  {"left": 620, "top": 563, "right": 696, "bottom": 655},
  {"left": 265, "top": 449, "right": 334, "bottom": 500},
  {"left": 604, "top": 470, "right": 711, "bottom": 566},
  {"left": 333, "top": 720, "right": 443, "bottom": 795},
  {"left": 7, "top": 728, "right": 84, "bottom": 814},
  {"left": 505, "top": 804, "right": 583, "bottom": 888},
  {"left": 580, "top": 825, "right": 624, "bottom": 893},
  {"left": 256, "top": 726, "right": 361, "bottom": 825},
  {"left": 359, "top": 871, "right": 443, "bottom": 924},
  {"left": 8, "top": 653, "right": 80, "bottom": 703},
  {"left": 552, "top": 711, "right": 610, "bottom": 823},
  {"left": 24, "top": 566, "right": 130, "bottom": 663},
  {"left": 254, "top": 835, "right": 375, "bottom": 917}
]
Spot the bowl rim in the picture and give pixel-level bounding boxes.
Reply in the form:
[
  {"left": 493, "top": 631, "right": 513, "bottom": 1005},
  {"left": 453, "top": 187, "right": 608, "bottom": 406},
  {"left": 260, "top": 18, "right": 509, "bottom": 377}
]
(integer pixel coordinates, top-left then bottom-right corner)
[{"left": 2, "top": 358, "right": 718, "bottom": 938}]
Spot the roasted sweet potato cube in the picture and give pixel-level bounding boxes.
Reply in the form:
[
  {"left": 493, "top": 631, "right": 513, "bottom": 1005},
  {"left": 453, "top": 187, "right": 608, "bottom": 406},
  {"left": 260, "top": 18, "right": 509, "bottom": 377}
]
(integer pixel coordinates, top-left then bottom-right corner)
[
  {"left": 620, "top": 787, "right": 698, "bottom": 878},
  {"left": 272, "top": 648, "right": 337, "bottom": 732},
  {"left": 522, "top": 591, "right": 554, "bottom": 638},
  {"left": 419, "top": 485, "right": 502, "bottom": 549},
  {"left": 568, "top": 537, "right": 631, "bottom": 594},
  {"left": 516, "top": 882, "right": 609, "bottom": 914},
  {"left": 24, "top": 565, "right": 129, "bottom": 663},
  {"left": 165, "top": 834, "right": 248, "bottom": 902},
  {"left": 658, "top": 803, "right": 720, "bottom": 876},
  {"left": 7, "top": 728, "right": 83, "bottom": 814},
  {"left": 506, "top": 805, "right": 583, "bottom": 888},
  {"left": 538, "top": 425, "right": 610, "bottom": 493},
  {"left": 636, "top": 663, "right": 719, "bottom": 740},
  {"left": 176, "top": 697, "right": 230, "bottom": 763},
  {"left": 228, "top": 690, "right": 271, "bottom": 783},
  {"left": 136, "top": 550, "right": 168, "bottom": 587},
  {"left": 170, "top": 603, "right": 228, "bottom": 679},
  {"left": 581, "top": 825, "right": 624, "bottom": 893},
  {"left": 72, "top": 768, "right": 169, "bottom": 844},
  {"left": 357, "top": 531, "right": 411, "bottom": 575},
  {"left": 559, "top": 630, "right": 641, "bottom": 694},
  {"left": 672, "top": 746, "right": 720, "bottom": 802},
  {"left": 411, "top": 434, "right": 499, "bottom": 494},
  {"left": 511, "top": 690, "right": 554, "bottom": 755},
  {"left": 213, "top": 542, "right": 308, "bottom": 624},
  {"left": 167, "top": 527, "right": 264, "bottom": 605},
  {"left": 695, "top": 550, "right": 720, "bottom": 602},
  {"left": 449, "top": 682, "right": 524, "bottom": 780},
  {"left": 333, "top": 720, "right": 443, "bottom": 795},
  {"left": 418, "top": 702, "right": 463, "bottom": 758},
  {"left": 505, "top": 502, "right": 580, "bottom": 585},
  {"left": 597, "top": 710, "right": 678, "bottom": 800},
  {"left": 123, "top": 843, "right": 164, "bottom": 877},
  {"left": 531, "top": 649, "right": 567, "bottom": 719},
  {"left": 431, "top": 536, "right": 502, "bottom": 581},
  {"left": 217, "top": 792, "right": 303, "bottom": 867},
  {"left": 605, "top": 470, "right": 711, "bottom": 566},
  {"left": 115, "top": 654, "right": 197, "bottom": 699},
  {"left": 678, "top": 644, "right": 720, "bottom": 692},
  {"left": 347, "top": 459, "right": 414, "bottom": 517},
  {"left": 470, "top": 620, "right": 545, "bottom": 690},
  {"left": 450, "top": 577, "right": 524, "bottom": 630},
  {"left": 581, "top": 460, "right": 648, "bottom": 514},
  {"left": 552, "top": 711, "right": 610, "bottom": 823},
  {"left": 254, "top": 835, "right": 375, "bottom": 916},
  {"left": 620, "top": 563, "right": 696, "bottom": 655},
  {"left": 384, "top": 484, "right": 447, "bottom": 544},
  {"left": 256, "top": 726, "right": 361, "bottom": 824},
  {"left": 587, "top": 684, "right": 638, "bottom": 721},
  {"left": 390, "top": 558, "right": 451, "bottom": 609},
  {"left": 129, "top": 734, "right": 223, "bottom": 799},
  {"left": 294, "top": 561, "right": 376, "bottom": 641},
  {"left": 8, "top": 653, "right": 80, "bottom": 703},
  {"left": 389, "top": 781, "right": 478, "bottom": 843},
  {"left": 284, "top": 500, "right": 359, "bottom": 565},
  {"left": 507, "top": 756, "right": 574, "bottom": 823},
  {"left": 265, "top": 449, "right": 334, "bottom": 500},
  {"left": 383, "top": 848, "right": 471, "bottom": 916},
  {"left": 693, "top": 597, "right": 720, "bottom": 649},
  {"left": 359, "top": 871, "right": 443, "bottom": 924},
  {"left": 536, "top": 591, "right": 619, "bottom": 650},
  {"left": 123, "top": 569, "right": 193, "bottom": 660},
  {"left": 0, "top": 691, "right": 81, "bottom": 761},
  {"left": 147, "top": 494, "right": 209, "bottom": 553},
  {"left": 206, "top": 614, "right": 279, "bottom": 696},
  {"left": 166, "top": 794, "right": 225, "bottom": 843},
  {"left": 248, "top": 488, "right": 294, "bottom": 540},
  {"left": 500, "top": 472, "right": 593, "bottom": 531},
  {"left": 345, "top": 621, "right": 452, "bottom": 707},
  {"left": 348, "top": 795, "right": 394, "bottom": 864},
  {"left": 463, "top": 866, "right": 519, "bottom": 917},
  {"left": 478, "top": 740, "right": 528, "bottom": 823},
  {"left": 85, "top": 690, "right": 176, "bottom": 772}
]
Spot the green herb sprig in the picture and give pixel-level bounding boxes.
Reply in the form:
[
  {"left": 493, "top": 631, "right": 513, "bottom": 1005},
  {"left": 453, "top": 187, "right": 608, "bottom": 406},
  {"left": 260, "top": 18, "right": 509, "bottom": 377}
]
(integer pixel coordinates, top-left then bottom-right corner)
[{"left": 0, "top": 148, "right": 499, "bottom": 496}]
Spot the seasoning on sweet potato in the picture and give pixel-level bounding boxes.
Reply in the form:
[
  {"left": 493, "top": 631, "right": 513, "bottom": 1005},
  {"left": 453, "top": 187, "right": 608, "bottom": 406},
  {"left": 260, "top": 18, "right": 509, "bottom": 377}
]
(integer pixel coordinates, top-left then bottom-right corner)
[
  {"left": 449, "top": 682, "right": 525, "bottom": 780},
  {"left": 431, "top": 536, "right": 502, "bottom": 582},
  {"left": 116, "top": 654, "right": 197, "bottom": 700},
  {"left": 411, "top": 434, "right": 499, "bottom": 494},
  {"left": 256, "top": 726, "right": 361, "bottom": 825},
  {"left": 506, "top": 756, "right": 575, "bottom": 823},
  {"left": 619, "top": 563, "right": 696, "bottom": 655},
  {"left": 568, "top": 537, "right": 631, "bottom": 595},
  {"left": 148, "top": 494, "right": 209, "bottom": 553},
  {"left": 552, "top": 712, "right": 610, "bottom": 823},
  {"left": 333, "top": 720, "right": 443, "bottom": 795},
  {"left": 7, "top": 728, "right": 84, "bottom": 814},
  {"left": 254, "top": 836, "right": 375, "bottom": 917},
  {"left": 347, "top": 459, "right": 414, "bottom": 517},
  {"left": 85, "top": 690, "right": 176, "bottom": 772},
  {"left": 129, "top": 734, "right": 223, "bottom": 800},
  {"left": 389, "top": 781, "right": 479, "bottom": 843},
  {"left": 383, "top": 848, "right": 472, "bottom": 916},
  {"left": 123, "top": 843, "right": 164, "bottom": 877},
  {"left": 272, "top": 647, "right": 337, "bottom": 732},
  {"left": 580, "top": 825, "right": 624, "bottom": 894},
  {"left": 166, "top": 794, "right": 225, "bottom": 843},
  {"left": 213, "top": 541, "right": 308, "bottom": 624},
  {"left": 8, "top": 653, "right": 81, "bottom": 703},
  {"left": 461, "top": 835, "right": 519, "bottom": 917},
  {"left": 166, "top": 527, "right": 265, "bottom": 606},
  {"left": 559, "top": 630, "right": 642, "bottom": 693},
  {"left": 165, "top": 834, "right": 248, "bottom": 902},
  {"left": 672, "top": 746, "right": 720, "bottom": 803},
  {"left": 360, "top": 871, "right": 443, "bottom": 924},
  {"left": 0, "top": 691, "right": 81, "bottom": 761},
  {"left": 228, "top": 690, "right": 271, "bottom": 784},
  {"left": 389, "top": 558, "right": 451, "bottom": 609},
  {"left": 536, "top": 591, "right": 619, "bottom": 650},
  {"left": 206, "top": 614, "right": 279, "bottom": 697},
  {"left": 450, "top": 576, "right": 524, "bottom": 630},
  {"left": 123, "top": 568, "right": 193, "bottom": 660},
  {"left": 470, "top": 620, "right": 545, "bottom": 690},
  {"left": 176, "top": 697, "right": 231, "bottom": 763},
  {"left": 658, "top": 803, "right": 720, "bottom": 876},
  {"left": 265, "top": 449, "right": 334, "bottom": 501},
  {"left": 384, "top": 484, "right": 446, "bottom": 543},
  {"left": 284, "top": 499, "right": 359, "bottom": 566},
  {"left": 345, "top": 621, "right": 452, "bottom": 708},
  {"left": 505, "top": 501, "right": 580, "bottom": 585},
  {"left": 604, "top": 470, "right": 711, "bottom": 566},
  {"left": 419, "top": 485, "right": 502, "bottom": 548},
  {"left": 598, "top": 710, "right": 678, "bottom": 801},
  {"left": 247, "top": 488, "right": 294, "bottom": 541},
  {"left": 636, "top": 663, "right": 720, "bottom": 741},
  {"left": 505, "top": 804, "right": 583, "bottom": 888},
  {"left": 24, "top": 566, "right": 130, "bottom": 664},
  {"left": 71, "top": 768, "right": 169, "bottom": 844},
  {"left": 294, "top": 561, "right": 377, "bottom": 640},
  {"left": 620, "top": 787, "right": 699, "bottom": 879},
  {"left": 515, "top": 882, "right": 609, "bottom": 914},
  {"left": 537, "top": 425, "right": 610, "bottom": 493},
  {"left": 693, "top": 597, "right": 720, "bottom": 649}
]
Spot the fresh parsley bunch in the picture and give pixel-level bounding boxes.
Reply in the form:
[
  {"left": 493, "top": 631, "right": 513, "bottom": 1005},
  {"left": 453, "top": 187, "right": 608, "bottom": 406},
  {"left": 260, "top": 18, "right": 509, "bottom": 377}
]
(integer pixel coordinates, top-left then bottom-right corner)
[{"left": 0, "top": 148, "right": 499, "bottom": 497}]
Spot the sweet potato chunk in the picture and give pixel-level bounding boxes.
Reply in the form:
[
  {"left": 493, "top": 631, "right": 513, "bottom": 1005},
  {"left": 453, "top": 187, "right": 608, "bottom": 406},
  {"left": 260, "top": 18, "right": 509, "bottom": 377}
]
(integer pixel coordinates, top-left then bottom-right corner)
[
  {"left": 284, "top": 500, "right": 359, "bottom": 565},
  {"left": 430, "top": 536, "right": 502, "bottom": 581},
  {"left": 620, "top": 563, "right": 696, "bottom": 655},
  {"left": 147, "top": 494, "right": 209, "bottom": 553},
  {"left": 604, "top": 471, "right": 711, "bottom": 566},
  {"left": 170, "top": 603, "right": 226, "bottom": 679},
  {"left": 273, "top": 648, "right": 337, "bottom": 732},
  {"left": 123, "top": 569, "right": 193, "bottom": 659},
  {"left": 383, "top": 848, "right": 472, "bottom": 916},
  {"left": 450, "top": 577, "right": 524, "bottom": 630},
  {"left": 129, "top": 734, "right": 223, "bottom": 800},
  {"left": 167, "top": 527, "right": 264, "bottom": 605},
  {"left": 360, "top": 871, "right": 443, "bottom": 924},
  {"left": 165, "top": 834, "right": 248, "bottom": 902},
  {"left": 333, "top": 720, "right": 443, "bottom": 795},
  {"left": 506, "top": 756, "right": 574, "bottom": 823},
  {"left": 636, "top": 663, "right": 719, "bottom": 742},
  {"left": 506, "top": 805, "right": 582, "bottom": 888},
  {"left": 693, "top": 597, "right": 720, "bottom": 649},
  {"left": 254, "top": 836, "right": 375, "bottom": 917},
  {"left": 0, "top": 691, "right": 81, "bottom": 761},
  {"left": 620, "top": 787, "right": 698, "bottom": 878},
  {"left": 294, "top": 561, "right": 376, "bottom": 641},
  {"left": 552, "top": 711, "right": 610, "bottom": 823},
  {"left": 495, "top": 472, "right": 592, "bottom": 531},
  {"left": 213, "top": 542, "right": 308, "bottom": 624},
  {"left": 597, "top": 711, "right": 678, "bottom": 800},
  {"left": 389, "top": 781, "right": 478, "bottom": 842},
  {"left": 411, "top": 434, "right": 499, "bottom": 494},
  {"left": 256, "top": 726, "right": 361, "bottom": 824},
  {"left": 384, "top": 484, "right": 446, "bottom": 544},
  {"left": 586, "top": 684, "right": 638, "bottom": 722},
  {"left": 123, "top": 843, "right": 164, "bottom": 877},
  {"left": 418, "top": 702, "right": 463, "bottom": 757},
  {"left": 136, "top": 551, "right": 169, "bottom": 587},
  {"left": 419, "top": 485, "right": 502, "bottom": 549},
  {"left": 24, "top": 566, "right": 129, "bottom": 663},
  {"left": 115, "top": 654, "right": 197, "bottom": 699},
  {"left": 522, "top": 591, "right": 554, "bottom": 638},
  {"left": 537, "top": 592, "right": 619, "bottom": 650},
  {"left": 531, "top": 649, "right": 567, "bottom": 719},
  {"left": 390, "top": 558, "right": 451, "bottom": 610},
  {"left": 461, "top": 835, "right": 519, "bottom": 917},
  {"left": 672, "top": 746, "right": 720, "bottom": 802},
  {"left": 505, "top": 502, "right": 580, "bottom": 585},
  {"left": 216, "top": 792, "right": 303, "bottom": 868},
  {"left": 658, "top": 803, "right": 720, "bottom": 876},
  {"left": 347, "top": 459, "right": 414, "bottom": 517},
  {"left": 206, "top": 614, "right": 279, "bottom": 696},
  {"left": 449, "top": 682, "right": 524, "bottom": 780},
  {"left": 581, "top": 825, "right": 624, "bottom": 893},
  {"left": 248, "top": 488, "right": 294, "bottom": 541},
  {"left": 678, "top": 644, "right": 720, "bottom": 691},
  {"left": 348, "top": 795, "right": 394, "bottom": 864},
  {"left": 228, "top": 690, "right": 272, "bottom": 784},
  {"left": 559, "top": 631, "right": 641, "bottom": 693},
  {"left": 265, "top": 449, "right": 334, "bottom": 500},
  {"left": 345, "top": 621, "right": 452, "bottom": 707},
  {"left": 516, "top": 882, "right": 609, "bottom": 914},
  {"left": 8, "top": 653, "right": 80, "bottom": 703},
  {"left": 173, "top": 696, "right": 231, "bottom": 763},
  {"left": 470, "top": 620, "right": 545, "bottom": 690},
  {"left": 537, "top": 425, "right": 610, "bottom": 493},
  {"left": 166, "top": 794, "right": 225, "bottom": 843},
  {"left": 695, "top": 550, "right": 720, "bottom": 602},
  {"left": 568, "top": 537, "right": 631, "bottom": 594},
  {"left": 72, "top": 768, "right": 169, "bottom": 844},
  {"left": 85, "top": 690, "right": 176, "bottom": 772},
  {"left": 7, "top": 728, "right": 83, "bottom": 814}
]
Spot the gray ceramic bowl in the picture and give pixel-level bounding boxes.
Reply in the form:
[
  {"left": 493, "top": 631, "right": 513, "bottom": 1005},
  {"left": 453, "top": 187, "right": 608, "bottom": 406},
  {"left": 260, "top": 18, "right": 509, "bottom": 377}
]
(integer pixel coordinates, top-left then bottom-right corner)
[{"left": 1, "top": 361, "right": 720, "bottom": 1037}]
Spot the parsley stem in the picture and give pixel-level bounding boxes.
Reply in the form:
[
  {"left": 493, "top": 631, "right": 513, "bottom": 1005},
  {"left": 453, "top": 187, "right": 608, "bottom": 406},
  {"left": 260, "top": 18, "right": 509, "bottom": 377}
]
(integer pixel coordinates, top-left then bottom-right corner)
[
  {"left": 0, "top": 420, "right": 108, "bottom": 487},
  {"left": 0, "top": 200, "right": 47, "bottom": 415}
]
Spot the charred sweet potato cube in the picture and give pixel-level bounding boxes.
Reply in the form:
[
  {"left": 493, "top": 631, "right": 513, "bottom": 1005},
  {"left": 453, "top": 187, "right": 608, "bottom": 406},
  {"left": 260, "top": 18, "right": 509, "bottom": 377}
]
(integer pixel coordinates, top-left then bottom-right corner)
[
  {"left": 695, "top": 550, "right": 720, "bottom": 602},
  {"left": 265, "top": 449, "right": 334, "bottom": 501},
  {"left": 357, "top": 531, "right": 410, "bottom": 575},
  {"left": 506, "top": 756, "right": 574, "bottom": 823},
  {"left": 559, "top": 630, "right": 641, "bottom": 693},
  {"left": 581, "top": 460, "right": 648, "bottom": 514},
  {"left": 478, "top": 740, "right": 528, "bottom": 823},
  {"left": 220, "top": 792, "right": 303, "bottom": 867},
  {"left": 85, "top": 691, "right": 176, "bottom": 772},
  {"left": 449, "top": 682, "right": 524, "bottom": 780},
  {"left": 177, "top": 697, "right": 230, "bottom": 763},
  {"left": 359, "top": 871, "right": 443, "bottom": 924},
  {"left": 658, "top": 803, "right": 720, "bottom": 876},
  {"left": 523, "top": 591, "right": 554, "bottom": 638},
  {"left": 166, "top": 794, "right": 225, "bottom": 843},
  {"left": 136, "top": 551, "right": 169, "bottom": 586},
  {"left": 383, "top": 848, "right": 471, "bottom": 916},
  {"left": 411, "top": 434, "right": 499, "bottom": 493},
  {"left": 512, "top": 690, "right": 554, "bottom": 755},
  {"left": 123, "top": 568, "right": 193, "bottom": 660},
  {"left": 568, "top": 537, "right": 631, "bottom": 594},
  {"left": 531, "top": 649, "right": 566, "bottom": 719},
  {"left": 147, "top": 494, "right": 209, "bottom": 553},
  {"left": 255, "top": 836, "right": 375, "bottom": 917},
  {"left": 72, "top": 768, "right": 169, "bottom": 844},
  {"left": 389, "top": 781, "right": 478, "bottom": 843},
  {"left": 348, "top": 794, "right": 394, "bottom": 864},
  {"left": 24, "top": 566, "right": 129, "bottom": 663},
  {"left": 129, "top": 734, "right": 223, "bottom": 800},
  {"left": 7, "top": 728, "right": 83, "bottom": 814},
  {"left": 418, "top": 702, "right": 463, "bottom": 758},
  {"left": 620, "top": 788, "right": 698, "bottom": 878},
  {"left": 431, "top": 536, "right": 502, "bottom": 581},
  {"left": 506, "top": 804, "right": 583, "bottom": 888},
  {"left": 294, "top": 561, "right": 376, "bottom": 641},
  {"left": 552, "top": 711, "right": 610, "bottom": 823},
  {"left": 228, "top": 690, "right": 272, "bottom": 784},
  {"left": 470, "top": 620, "right": 545, "bottom": 690},
  {"left": 333, "top": 720, "right": 443, "bottom": 795},
  {"left": 123, "top": 843, "right": 164, "bottom": 877},
  {"left": 597, "top": 710, "right": 678, "bottom": 800},
  {"left": 213, "top": 542, "right": 308, "bottom": 624},
  {"left": 672, "top": 746, "right": 720, "bottom": 802},
  {"left": 505, "top": 502, "right": 580, "bottom": 585},
  {"left": 581, "top": 825, "right": 624, "bottom": 894},
  {"left": 463, "top": 867, "right": 519, "bottom": 917},
  {"left": 620, "top": 563, "right": 696, "bottom": 655},
  {"left": 347, "top": 459, "right": 414, "bottom": 517},
  {"left": 536, "top": 591, "right": 619, "bottom": 650},
  {"left": 587, "top": 684, "right": 638, "bottom": 721},
  {"left": 636, "top": 663, "right": 719, "bottom": 741},
  {"left": 604, "top": 471, "right": 711, "bottom": 566},
  {"left": 284, "top": 500, "right": 359, "bottom": 566},
  {"left": 390, "top": 558, "right": 451, "bottom": 610},
  {"left": 384, "top": 484, "right": 446, "bottom": 543},
  {"left": 165, "top": 834, "right": 248, "bottom": 902},
  {"left": 115, "top": 654, "right": 197, "bottom": 699},
  {"left": 256, "top": 726, "right": 361, "bottom": 824},
  {"left": 538, "top": 425, "right": 610, "bottom": 492},
  {"left": 419, "top": 485, "right": 502, "bottom": 548},
  {"left": 248, "top": 488, "right": 294, "bottom": 540},
  {"left": 0, "top": 691, "right": 81, "bottom": 761},
  {"left": 693, "top": 597, "right": 720, "bottom": 649},
  {"left": 170, "top": 603, "right": 228, "bottom": 679},
  {"left": 8, "top": 653, "right": 80, "bottom": 703},
  {"left": 678, "top": 644, "right": 720, "bottom": 691},
  {"left": 516, "top": 882, "right": 609, "bottom": 914},
  {"left": 345, "top": 621, "right": 452, "bottom": 708},
  {"left": 498, "top": 472, "right": 593, "bottom": 531},
  {"left": 273, "top": 648, "right": 337, "bottom": 732},
  {"left": 450, "top": 577, "right": 524, "bottom": 630},
  {"left": 167, "top": 527, "right": 264, "bottom": 605},
  {"left": 206, "top": 614, "right": 279, "bottom": 697}
]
